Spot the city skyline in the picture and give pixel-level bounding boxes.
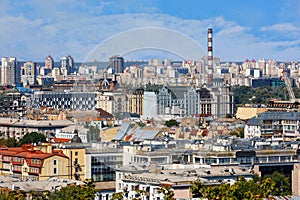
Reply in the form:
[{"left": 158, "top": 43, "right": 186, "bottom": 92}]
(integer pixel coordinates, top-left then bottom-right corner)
[{"left": 1, "top": 0, "right": 300, "bottom": 62}]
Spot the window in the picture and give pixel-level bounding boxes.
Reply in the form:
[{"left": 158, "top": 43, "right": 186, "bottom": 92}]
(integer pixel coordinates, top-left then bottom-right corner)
[
  {"left": 53, "top": 168, "right": 57, "bottom": 174},
  {"left": 53, "top": 160, "right": 57, "bottom": 165},
  {"left": 75, "top": 151, "right": 78, "bottom": 156}
]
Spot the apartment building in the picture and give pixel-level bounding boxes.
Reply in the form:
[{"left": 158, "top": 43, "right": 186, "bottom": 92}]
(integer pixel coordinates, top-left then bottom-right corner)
[
  {"left": 245, "top": 111, "right": 300, "bottom": 139},
  {"left": 0, "top": 144, "right": 69, "bottom": 181},
  {"left": 115, "top": 163, "right": 253, "bottom": 200}
]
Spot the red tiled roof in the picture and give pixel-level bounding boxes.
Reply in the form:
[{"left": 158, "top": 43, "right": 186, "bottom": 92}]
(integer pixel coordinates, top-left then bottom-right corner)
[
  {"left": 0, "top": 146, "right": 68, "bottom": 166},
  {"left": 54, "top": 138, "right": 71, "bottom": 143},
  {"left": 95, "top": 108, "right": 114, "bottom": 118},
  {"left": 0, "top": 149, "right": 22, "bottom": 156},
  {"left": 201, "top": 130, "right": 208, "bottom": 136}
]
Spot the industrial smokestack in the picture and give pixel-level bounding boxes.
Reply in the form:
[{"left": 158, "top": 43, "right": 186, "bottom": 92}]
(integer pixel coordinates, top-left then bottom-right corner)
[{"left": 207, "top": 28, "right": 213, "bottom": 84}]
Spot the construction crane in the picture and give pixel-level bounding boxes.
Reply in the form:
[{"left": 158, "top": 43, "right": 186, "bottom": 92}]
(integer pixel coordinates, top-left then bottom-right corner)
[{"left": 281, "top": 70, "right": 296, "bottom": 101}]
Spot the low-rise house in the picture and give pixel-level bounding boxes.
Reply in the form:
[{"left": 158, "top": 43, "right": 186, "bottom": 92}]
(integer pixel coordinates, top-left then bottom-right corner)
[{"left": 0, "top": 117, "right": 74, "bottom": 140}]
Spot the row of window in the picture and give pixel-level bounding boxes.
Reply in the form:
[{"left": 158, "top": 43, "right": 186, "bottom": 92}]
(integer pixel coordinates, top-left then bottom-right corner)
[{"left": 195, "top": 155, "right": 295, "bottom": 164}]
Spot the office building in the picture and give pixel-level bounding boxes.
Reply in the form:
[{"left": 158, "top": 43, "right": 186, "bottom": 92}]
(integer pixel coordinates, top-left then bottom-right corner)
[
  {"left": 31, "top": 91, "right": 97, "bottom": 110},
  {"left": 21, "top": 61, "right": 37, "bottom": 86},
  {"left": 60, "top": 55, "right": 74, "bottom": 75},
  {"left": 109, "top": 55, "right": 124, "bottom": 74}
]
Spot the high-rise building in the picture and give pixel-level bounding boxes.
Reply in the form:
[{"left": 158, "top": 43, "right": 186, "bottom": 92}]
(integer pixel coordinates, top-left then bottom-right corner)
[
  {"left": 1, "top": 57, "right": 19, "bottom": 85},
  {"left": 45, "top": 55, "right": 54, "bottom": 69},
  {"left": 109, "top": 55, "right": 124, "bottom": 74},
  {"left": 21, "top": 61, "right": 37, "bottom": 86},
  {"left": 67, "top": 55, "right": 74, "bottom": 70},
  {"left": 258, "top": 58, "right": 266, "bottom": 75},
  {"left": 60, "top": 55, "right": 75, "bottom": 75}
]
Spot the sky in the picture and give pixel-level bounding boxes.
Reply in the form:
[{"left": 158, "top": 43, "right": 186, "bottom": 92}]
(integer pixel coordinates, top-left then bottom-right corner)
[{"left": 1, "top": 0, "right": 300, "bottom": 62}]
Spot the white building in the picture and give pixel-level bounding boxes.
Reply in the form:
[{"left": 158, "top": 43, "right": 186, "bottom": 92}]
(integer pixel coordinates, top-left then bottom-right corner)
[
  {"left": 143, "top": 91, "right": 158, "bottom": 118},
  {"left": 1, "top": 57, "right": 19, "bottom": 85}
]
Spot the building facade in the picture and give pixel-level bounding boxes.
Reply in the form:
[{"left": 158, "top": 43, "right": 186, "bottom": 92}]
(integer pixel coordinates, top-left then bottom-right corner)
[
  {"left": 1, "top": 57, "right": 19, "bottom": 85},
  {"left": 31, "top": 91, "right": 97, "bottom": 110},
  {"left": 96, "top": 91, "right": 128, "bottom": 115},
  {"left": 109, "top": 55, "right": 124, "bottom": 74},
  {"left": 21, "top": 61, "right": 37, "bottom": 86},
  {"left": 45, "top": 55, "right": 54, "bottom": 69},
  {"left": 245, "top": 111, "right": 300, "bottom": 139},
  {"left": 0, "top": 144, "right": 69, "bottom": 181},
  {"left": 85, "top": 144, "right": 123, "bottom": 182},
  {"left": 128, "top": 89, "right": 144, "bottom": 116}
]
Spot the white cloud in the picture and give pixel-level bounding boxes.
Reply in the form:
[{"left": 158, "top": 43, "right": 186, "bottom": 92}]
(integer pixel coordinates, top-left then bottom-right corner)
[
  {"left": 260, "top": 23, "right": 300, "bottom": 32},
  {"left": 0, "top": 5, "right": 300, "bottom": 62}
]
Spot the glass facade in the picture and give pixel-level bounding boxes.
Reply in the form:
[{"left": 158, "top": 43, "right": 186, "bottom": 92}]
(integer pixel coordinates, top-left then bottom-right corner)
[{"left": 91, "top": 155, "right": 122, "bottom": 182}]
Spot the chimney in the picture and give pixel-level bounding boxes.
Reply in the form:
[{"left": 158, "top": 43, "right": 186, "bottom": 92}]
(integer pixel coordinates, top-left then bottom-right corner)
[{"left": 207, "top": 28, "right": 213, "bottom": 84}]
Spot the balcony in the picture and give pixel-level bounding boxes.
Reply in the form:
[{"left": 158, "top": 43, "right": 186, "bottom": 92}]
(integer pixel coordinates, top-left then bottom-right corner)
[
  {"left": 12, "top": 161, "right": 24, "bottom": 165},
  {"left": 12, "top": 169, "right": 22, "bottom": 173},
  {"left": 28, "top": 170, "right": 40, "bottom": 175}
]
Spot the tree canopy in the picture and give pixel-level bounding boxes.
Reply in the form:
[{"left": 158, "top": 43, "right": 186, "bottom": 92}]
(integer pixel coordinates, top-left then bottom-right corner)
[
  {"left": 263, "top": 171, "right": 291, "bottom": 196},
  {"left": 191, "top": 172, "right": 291, "bottom": 199},
  {"left": 18, "top": 132, "right": 47, "bottom": 146},
  {"left": 44, "top": 180, "right": 96, "bottom": 200},
  {"left": 0, "top": 179, "right": 97, "bottom": 200},
  {"left": 87, "top": 125, "right": 100, "bottom": 142},
  {"left": 164, "top": 119, "right": 179, "bottom": 128}
]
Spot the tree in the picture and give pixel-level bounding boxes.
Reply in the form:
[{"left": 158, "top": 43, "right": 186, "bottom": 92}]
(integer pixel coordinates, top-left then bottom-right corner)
[
  {"left": 18, "top": 132, "right": 46, "bottom": 146},
  {"left": 87, "top": 125, "right": 100, "bottom": 142},
  {"left": 263, "top": 171, "right": 291, "bottom": 196},
  {"left": 229, "top": 127, "right": 244, "bottom": 138},
  {"left": 190, "top": 173, "right": 288, "bottom": 200},
  {"left": 164, "top": 119, "right": 179, "bottom": 128},
  {"left": 190, "top": 180, "right": 204, "bottom": 198},
  {"left": 136, "top": 121, "right": 146, "bottom": 127},
  {"left": 158, "top": 185, "right": 175, "bottom": 200},
  {"left": 232, "top": 85, "right": 289, "bottom": 113},
  {"left": 111, "top": 192, "right": 124, "bottom": 200},
  {"left": 43, "top": 179, "right": 97, "bottom": 200},
  {"left": 5, "top": 137, "right": 18, "bottom": 147}
]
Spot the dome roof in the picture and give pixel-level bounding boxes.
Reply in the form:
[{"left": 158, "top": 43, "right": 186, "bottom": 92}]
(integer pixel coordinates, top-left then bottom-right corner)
[{"left": 71, "top": 129, "right": 82, "bottom": 143}]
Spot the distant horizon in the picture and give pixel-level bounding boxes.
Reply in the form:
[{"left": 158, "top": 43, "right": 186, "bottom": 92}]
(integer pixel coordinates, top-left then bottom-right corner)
[{"left": 2, "top": 59, "right": 292, "bottom": 65}]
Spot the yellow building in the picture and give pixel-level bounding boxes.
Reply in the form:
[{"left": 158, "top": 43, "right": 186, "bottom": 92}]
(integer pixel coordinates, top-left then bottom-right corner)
[
  {"left": 128, "top": 89, "right": 144, "bottom": 116},
  {"left": 0, "top": 144, "right": 69, "bottom": 181},
  {"left": 59, "top": 146, "right": 86, "bottom": 181},
  {"left": 236, "top": 106, "right": 268, "bottom": 120},
  {"left": 0, "top": 143, "right": 86, "bottom": 181}
]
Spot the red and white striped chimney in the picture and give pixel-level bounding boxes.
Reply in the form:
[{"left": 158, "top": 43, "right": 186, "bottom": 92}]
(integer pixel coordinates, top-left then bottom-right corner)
[{"left": 207, "top": 28, "right": 213, "bottom": 84}]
